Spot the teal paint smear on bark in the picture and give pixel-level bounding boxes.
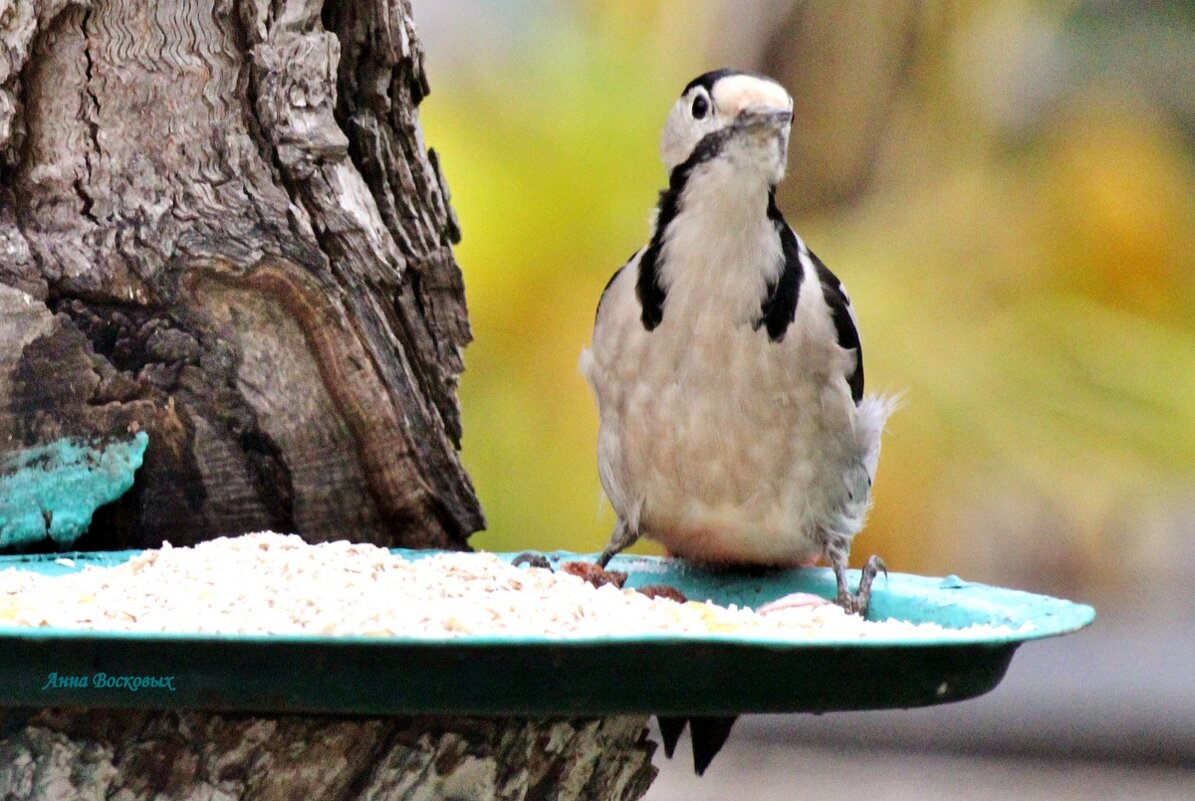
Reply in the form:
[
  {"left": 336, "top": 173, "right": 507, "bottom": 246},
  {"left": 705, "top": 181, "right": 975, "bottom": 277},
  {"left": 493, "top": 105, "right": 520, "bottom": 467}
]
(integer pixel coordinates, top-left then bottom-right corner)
[{"left": 0, "top": 432, "right": 149, "bottom": 549}]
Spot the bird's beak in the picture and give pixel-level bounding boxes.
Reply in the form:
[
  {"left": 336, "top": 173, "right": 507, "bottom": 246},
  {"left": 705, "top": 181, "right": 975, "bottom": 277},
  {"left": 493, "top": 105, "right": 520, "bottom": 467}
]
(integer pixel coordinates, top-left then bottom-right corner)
[{"left": 735, "top": 106, "right": 793, "bottom": 132}]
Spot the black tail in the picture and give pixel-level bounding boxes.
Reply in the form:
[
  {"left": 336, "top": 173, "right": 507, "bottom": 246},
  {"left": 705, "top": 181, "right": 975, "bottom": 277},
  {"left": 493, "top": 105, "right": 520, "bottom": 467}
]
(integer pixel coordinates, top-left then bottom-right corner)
[
  {"left": 657, "top": 716, "right": 687, "bottom": 758},
  {"left": 656, "top": 715, "right": 738, "bottom": 775}
]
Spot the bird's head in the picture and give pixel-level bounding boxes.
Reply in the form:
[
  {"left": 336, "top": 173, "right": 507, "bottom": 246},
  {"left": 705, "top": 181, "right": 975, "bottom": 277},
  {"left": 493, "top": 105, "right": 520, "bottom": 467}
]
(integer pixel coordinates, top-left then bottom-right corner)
[{"left": 660, "top": 69, "right": 793, "bottom": 185}]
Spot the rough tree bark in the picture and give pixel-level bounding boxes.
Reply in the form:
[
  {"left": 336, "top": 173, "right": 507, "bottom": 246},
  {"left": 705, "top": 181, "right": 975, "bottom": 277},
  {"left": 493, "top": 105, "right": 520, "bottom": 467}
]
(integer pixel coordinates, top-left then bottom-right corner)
[
  {"left": 0, "top": 709, "right": 658, "bottom": 801},
  {"left": 0, "top": 1, "right": 657, "bottom": 798},
  {"left": 1, "top": 0, "right": 481, "bottom": 550}
]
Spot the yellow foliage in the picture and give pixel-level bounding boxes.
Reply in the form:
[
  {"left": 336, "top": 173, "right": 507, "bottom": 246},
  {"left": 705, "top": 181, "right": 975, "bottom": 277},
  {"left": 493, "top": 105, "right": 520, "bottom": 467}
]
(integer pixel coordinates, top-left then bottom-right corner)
[{"left": 418, "top": 5, "right": 1195, "bottom": 590}]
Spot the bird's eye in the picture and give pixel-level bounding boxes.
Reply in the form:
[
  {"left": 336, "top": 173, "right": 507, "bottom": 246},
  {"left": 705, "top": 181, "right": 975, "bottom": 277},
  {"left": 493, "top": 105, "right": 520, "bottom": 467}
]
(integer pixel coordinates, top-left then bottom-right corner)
[{"left": 691, "top": 94, "right": 709, "bottom": 119}]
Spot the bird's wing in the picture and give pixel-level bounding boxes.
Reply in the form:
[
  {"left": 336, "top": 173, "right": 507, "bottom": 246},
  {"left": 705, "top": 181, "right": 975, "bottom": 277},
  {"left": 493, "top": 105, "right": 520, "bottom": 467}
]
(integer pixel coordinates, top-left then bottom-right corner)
[
  {"left": 594, "top": 248, "right": 645, "bottom": 326},
  {"left": 763, "top": 203, "right": 865, "bottom": 404},
  {"left": 807, "top": 248, "right": 864, "bottom": 404},
  {"left": 582, "top": 248, "right": 640, "bottom": 386},
  {"left": 582, "top": 249, "right": 648, "bottom": 531}
]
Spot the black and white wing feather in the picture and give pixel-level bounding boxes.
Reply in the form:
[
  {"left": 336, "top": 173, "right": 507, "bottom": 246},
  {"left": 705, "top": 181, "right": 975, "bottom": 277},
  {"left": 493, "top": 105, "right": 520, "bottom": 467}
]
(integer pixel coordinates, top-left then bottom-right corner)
[
  {"left": 764, "top": 194, "right": 864, "bottom": 404},
  {"left": 808, "top": 248, "right": 864, "bottom": 405}
]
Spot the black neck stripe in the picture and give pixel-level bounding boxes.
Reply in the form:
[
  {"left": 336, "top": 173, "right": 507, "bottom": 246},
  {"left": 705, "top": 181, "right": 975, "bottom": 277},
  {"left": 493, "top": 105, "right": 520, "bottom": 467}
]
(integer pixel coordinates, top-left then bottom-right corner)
[
  {"left": 636, "top": 128, "right": 736, "bottom": 330},
  {"left": 756, "top": 190, "right": 804, "bottom": 342}
]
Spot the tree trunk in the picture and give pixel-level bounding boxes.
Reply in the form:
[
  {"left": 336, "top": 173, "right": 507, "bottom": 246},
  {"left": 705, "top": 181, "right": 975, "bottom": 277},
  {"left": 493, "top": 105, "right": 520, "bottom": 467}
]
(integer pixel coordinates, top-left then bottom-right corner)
[
  {"left": 0, "top": 2, "right": 658, "bottom": 798},
  {"left": 0, "top": 0, "right": 481, "bottom": 551},
  {"left": 0, "top": 708, "right": 658, "bottom": 801}
]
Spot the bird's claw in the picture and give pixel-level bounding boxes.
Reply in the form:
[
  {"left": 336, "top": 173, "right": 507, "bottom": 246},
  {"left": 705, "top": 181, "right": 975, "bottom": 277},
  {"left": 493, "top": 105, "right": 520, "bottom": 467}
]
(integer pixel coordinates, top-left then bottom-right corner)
[
  {"left": 596, "top": 519, "right": 639, "bottom": 568},
  {"left": 834, "top": 554, "right": 886, "bottom": 618},
  {"left": 595, "top": 547, "right": 617, "bottom": 569}
]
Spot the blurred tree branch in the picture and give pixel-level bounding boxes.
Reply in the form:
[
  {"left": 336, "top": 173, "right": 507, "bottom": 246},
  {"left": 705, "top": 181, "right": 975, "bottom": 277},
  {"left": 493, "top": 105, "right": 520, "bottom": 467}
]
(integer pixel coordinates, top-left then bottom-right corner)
[{"left": 760, "top": 0, "right": 957, "bottom": 214}]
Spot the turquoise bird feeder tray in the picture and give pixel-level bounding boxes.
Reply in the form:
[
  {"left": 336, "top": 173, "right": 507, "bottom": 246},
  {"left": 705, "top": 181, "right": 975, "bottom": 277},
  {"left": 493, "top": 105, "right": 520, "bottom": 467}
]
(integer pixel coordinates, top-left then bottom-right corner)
[{"left": 0, "top": 549, "right": 1094, "bottom": 716}]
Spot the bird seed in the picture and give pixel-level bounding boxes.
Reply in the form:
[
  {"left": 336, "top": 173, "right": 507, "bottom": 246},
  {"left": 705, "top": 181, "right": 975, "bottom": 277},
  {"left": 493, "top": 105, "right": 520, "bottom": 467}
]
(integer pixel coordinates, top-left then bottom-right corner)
[{"left": 0, "top": 532, "right": 1023, "bottom": 640}]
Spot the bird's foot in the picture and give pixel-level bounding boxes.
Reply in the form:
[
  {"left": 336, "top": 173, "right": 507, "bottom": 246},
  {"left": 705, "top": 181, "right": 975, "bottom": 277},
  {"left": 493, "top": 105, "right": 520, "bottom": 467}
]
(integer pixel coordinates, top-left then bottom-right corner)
[
  {"left": 833, "top": 554, "right": 887, "bottom": 618},
  {"left": 596, "top": 518, "right": 639, "bottom": 568}
]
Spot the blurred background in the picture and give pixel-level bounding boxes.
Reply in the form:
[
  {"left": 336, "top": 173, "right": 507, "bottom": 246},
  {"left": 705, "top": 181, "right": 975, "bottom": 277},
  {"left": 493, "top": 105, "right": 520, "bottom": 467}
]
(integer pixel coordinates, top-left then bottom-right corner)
[{"left": 409, "top": 0, "right": 1194, "bottom": 797}]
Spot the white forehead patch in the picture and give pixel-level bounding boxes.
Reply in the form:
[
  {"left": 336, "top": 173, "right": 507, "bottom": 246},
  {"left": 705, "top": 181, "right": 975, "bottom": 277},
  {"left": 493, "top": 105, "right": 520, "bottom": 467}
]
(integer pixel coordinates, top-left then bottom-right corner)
[
  {"left": 710, "top": 75, "right": 792, "bottom": 117},
  {"left": 659, "top": 73, "right": 794, "bottom": 169}
]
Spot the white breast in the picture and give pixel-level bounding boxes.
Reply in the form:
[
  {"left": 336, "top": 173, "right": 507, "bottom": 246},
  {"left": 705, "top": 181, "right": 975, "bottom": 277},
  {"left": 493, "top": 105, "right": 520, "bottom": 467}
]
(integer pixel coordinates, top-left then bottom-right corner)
[{"left": 581, "top": 205, "right": 866, "bottom": 567}]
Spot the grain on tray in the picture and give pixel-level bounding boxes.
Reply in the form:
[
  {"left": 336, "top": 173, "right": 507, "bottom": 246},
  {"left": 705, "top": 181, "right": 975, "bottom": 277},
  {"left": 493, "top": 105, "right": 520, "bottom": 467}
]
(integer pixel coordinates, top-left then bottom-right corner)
[{"left": 0, "top": 532, "right": 1024, "bottom": 639}]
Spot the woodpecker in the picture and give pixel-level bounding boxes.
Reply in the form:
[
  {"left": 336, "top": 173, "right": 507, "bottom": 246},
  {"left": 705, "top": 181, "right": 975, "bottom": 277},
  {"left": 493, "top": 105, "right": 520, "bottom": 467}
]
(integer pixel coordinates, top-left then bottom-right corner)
[
  {"left": 580, "top": 68, "right": 894, "bottom": 772},
  {"left": 582, "top": 66, "right": 893, "bottom": 608}
]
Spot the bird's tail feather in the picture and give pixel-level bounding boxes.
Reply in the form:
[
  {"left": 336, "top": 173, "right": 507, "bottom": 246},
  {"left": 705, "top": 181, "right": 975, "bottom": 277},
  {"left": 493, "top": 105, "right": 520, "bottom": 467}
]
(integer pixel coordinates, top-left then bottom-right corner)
[
  {"left": 857, "top": 393, "right": 900, "bottom": 481},
  {"left": 656, "top": 715, "right": 738, "bottom": 775}
]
